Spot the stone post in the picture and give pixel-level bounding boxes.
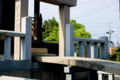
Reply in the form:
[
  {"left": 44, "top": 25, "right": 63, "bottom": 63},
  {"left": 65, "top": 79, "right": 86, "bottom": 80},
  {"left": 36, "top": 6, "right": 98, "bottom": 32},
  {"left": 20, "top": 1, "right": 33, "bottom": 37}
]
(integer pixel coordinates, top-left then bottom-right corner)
[
  {"left": 87, "top": 42, "right": 92, "bottom": 58},
  {"left": 4, "top": 36, "right": 11, "bottom": 60},
  {"left": 94, "top": 43, "right": 98, "bottom": 59},
  {"left": 65, "top": 24, "right": 74, "bottom": 56},
  {"left": 21, "top": 17, "right": 32, "bottom": 60},
  {"left": 100, "top": 37, "right": 108, "bottom": 60},
  {"left": 59, "top": 5, "right": 70, "bottom": 57},
  {"left": 79, "top": 42, "right": 85, "bottom": 57},
  {"left": 14, "top": 0, "right": 28, "bottom": 60}
]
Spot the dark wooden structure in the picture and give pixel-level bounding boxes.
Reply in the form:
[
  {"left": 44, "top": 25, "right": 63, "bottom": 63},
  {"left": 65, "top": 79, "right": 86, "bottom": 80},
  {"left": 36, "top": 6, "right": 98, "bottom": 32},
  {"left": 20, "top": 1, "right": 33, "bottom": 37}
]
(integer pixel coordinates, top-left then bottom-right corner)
[
  {"left": 0, "top": 0, "right": 43, "bottom": 41},
  {"left": 0, "top": 0, "right": 15, "bottom": 30},
  {"left": 0, "top": 0, "right": 58, "bottom": 55},
  {"left": 34, "top": 0, "right": 43, "bottom": 42}
]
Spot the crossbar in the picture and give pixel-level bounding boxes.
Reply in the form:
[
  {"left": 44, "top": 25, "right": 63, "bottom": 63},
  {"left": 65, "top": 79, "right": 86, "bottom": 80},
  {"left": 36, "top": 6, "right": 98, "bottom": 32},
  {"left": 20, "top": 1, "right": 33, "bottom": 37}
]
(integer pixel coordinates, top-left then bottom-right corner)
[
  {"left": 74, "top": 37, "right": 105, "bottom": 43},
  {"left": 0, "top": 30, "right": 25, "bottom": 37},
  {"left": 0, "top": 76, "right": 38, "bottom": 80}
]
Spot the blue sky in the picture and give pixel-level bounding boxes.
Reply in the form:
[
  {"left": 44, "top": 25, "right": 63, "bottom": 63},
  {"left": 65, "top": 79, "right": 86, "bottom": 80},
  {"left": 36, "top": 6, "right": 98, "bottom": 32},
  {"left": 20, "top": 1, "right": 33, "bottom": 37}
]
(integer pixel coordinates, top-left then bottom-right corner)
[{"left": 29, "top": 0, "right": 120, "bottom": 44}]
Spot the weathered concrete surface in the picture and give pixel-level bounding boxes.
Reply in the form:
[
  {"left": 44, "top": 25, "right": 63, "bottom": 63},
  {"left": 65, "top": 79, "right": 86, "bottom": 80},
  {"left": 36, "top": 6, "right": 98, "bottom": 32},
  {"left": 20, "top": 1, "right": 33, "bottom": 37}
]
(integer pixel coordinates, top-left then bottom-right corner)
[
  {"left": 33, "top": 57, "right": 120, "bottom": 75},
  {"left": 14, "top": 0, "right": 28, "bottom": 60},
  {"left": 0, "top": 76, "right": 38, "bottom": 80},
  {"left": 59, "top": 5, "right": 70, "bottom": 57},
  {"left": 40, "top": 0, "right": 77, "bottom": 7},
  {"left": 115, "top": 75, "right": 120, "bottom": 80}
]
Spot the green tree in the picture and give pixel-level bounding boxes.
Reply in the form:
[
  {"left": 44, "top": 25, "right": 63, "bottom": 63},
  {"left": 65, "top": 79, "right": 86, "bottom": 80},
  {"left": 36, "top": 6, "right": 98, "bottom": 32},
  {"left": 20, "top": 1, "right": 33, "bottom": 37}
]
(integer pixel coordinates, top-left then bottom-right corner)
[
  {"left": 70, "top": 19, "right": 91, "bottom": 38},
  {"left": 42, "top": 18, "right": 91, "bottom": 43},
  {"left": 42, "top": 17, "right": 58, "bottom": 40},
  {"left": 110, "top": 48, "right": 120, "bottom": 62},
  {"left": 44, "top": 26, "right": 59, "bottom": 43}
]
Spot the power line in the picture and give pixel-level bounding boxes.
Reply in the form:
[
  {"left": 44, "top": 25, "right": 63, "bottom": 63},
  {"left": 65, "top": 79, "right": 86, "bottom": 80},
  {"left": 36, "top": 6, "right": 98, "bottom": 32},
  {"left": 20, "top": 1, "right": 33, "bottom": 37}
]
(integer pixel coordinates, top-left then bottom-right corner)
[
  {"left": 73, "top": 0, "right": 118, "bottom": 20},
  {"left": 81, "top": 7, "right": 119, "bottom": 23}
]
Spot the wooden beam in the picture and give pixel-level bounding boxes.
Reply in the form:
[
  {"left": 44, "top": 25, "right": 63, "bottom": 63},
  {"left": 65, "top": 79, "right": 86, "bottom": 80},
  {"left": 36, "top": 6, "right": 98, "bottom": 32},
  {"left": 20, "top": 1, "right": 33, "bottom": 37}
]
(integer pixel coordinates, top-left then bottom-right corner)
[
  {"left": 39, "top": 0, "right": 77, "bottom": 7},
  {"left": 59, "top": 5, "right": 70, "bottom": 57},
  {"left": 14, "top": 0, "right": 28, "bottom": 60},
  {"left": 34, "top": 0, "right": 39, "bottom": 41},
  {"left": 38, "top": 14, "right": 43, "bottom": 43},
  {"left": 34, "top": 0, "right": 42, "bottom": 42},
  {"left": 32, "top": 48, "right": 48, "bottom": 54}
]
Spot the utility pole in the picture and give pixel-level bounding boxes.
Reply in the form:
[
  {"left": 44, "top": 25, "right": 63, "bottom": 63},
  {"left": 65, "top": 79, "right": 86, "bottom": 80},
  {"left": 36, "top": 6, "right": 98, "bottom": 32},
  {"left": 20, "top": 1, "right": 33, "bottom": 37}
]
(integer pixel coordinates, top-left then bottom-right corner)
[
  {"left": 106, "top": 23, "right": 114, "bottom": 55},
  {"left": 109, "top": 23, "right": 111, "bottom": 50},
  {"left": 117, "top": 0, "right": 120, "bottom": 47},
  {"left": 119, "top": 0, "right": 120, "bottom": 21}
]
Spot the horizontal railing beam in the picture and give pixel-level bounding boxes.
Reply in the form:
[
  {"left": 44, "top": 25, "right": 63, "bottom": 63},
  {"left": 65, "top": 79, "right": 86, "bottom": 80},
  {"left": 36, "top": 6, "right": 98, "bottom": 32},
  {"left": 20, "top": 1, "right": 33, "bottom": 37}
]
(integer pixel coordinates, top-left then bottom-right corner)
[
  {"left": 0, "top": 76, "right": 38, "bottom": 80},
  {"left": 74, "top": 37, "right": 105, "bottom": 43},
  {"left": 0, "top": 30, "right": 25, "bottom": 37}
]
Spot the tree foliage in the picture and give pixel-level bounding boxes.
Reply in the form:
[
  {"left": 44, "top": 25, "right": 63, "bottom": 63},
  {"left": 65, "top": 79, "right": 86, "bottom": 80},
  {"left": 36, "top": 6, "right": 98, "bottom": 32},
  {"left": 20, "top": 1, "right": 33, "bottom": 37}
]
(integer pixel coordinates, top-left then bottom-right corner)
[
  {"left": 70, "top": 19, "right": 91, "bottom": 38},
  {"left": 42, "top": 17, "right": 58, "bottom": 40},
  {"left": 109, "top": 48, "right": 120, "bottom": 61},
  {"left": 42, "top": 18, "right": 91, "bottom": 43}
]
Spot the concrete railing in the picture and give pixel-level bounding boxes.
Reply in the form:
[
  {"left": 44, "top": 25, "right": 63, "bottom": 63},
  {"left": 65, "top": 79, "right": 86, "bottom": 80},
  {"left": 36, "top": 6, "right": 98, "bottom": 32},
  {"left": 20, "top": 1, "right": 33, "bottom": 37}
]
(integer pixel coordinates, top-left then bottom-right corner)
[
  {"left": 0, "top": 76, "right": 38, "bottom": 80},
  {"left": 97, "top": 71, "right": 114, "bottom": 80},
  {"left": 65, "top": 24, "right": 108, "bottom": 60},
  {"left": 0, "top": 17, "right": 32, "bottom": 60}
]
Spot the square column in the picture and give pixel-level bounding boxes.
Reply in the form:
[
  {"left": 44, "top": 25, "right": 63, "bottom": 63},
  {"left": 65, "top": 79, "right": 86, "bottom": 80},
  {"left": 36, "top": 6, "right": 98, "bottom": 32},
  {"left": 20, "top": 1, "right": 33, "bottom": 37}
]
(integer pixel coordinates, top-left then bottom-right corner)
[
  {"left": 14, "top": 0, "right": 28, "bottom": 60},
  {"left": 59, "top": 5, "right": 70, "bottom": 57}
]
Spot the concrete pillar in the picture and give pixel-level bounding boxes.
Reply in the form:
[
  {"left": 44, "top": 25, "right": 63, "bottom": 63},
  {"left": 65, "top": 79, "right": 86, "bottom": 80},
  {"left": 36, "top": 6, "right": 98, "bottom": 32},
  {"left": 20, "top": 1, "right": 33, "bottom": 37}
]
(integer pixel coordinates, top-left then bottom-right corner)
[
  {"left": 94, "top": 43, "right": 98, "bottom": 59},
  {"left": 79, "top": 42, "right": 85, "bottom": 57},
  {"left": 4, "top": 36, "right": 11, "bottom": 60},
  {"left": 87, "top": 42, "right": 91, "bottom": 58},
  {"left": 59, "top": 5, "right": 70, "bottom": 57},
  {"left": 98, "top": 73, "right": 103, "bottom": 80},
  {"left": 65, "top": 24, "right": 74, "bottom": 56},
  {"left": 100, "top": 37, "right": 108, "bottom": 60},
  {"left": 91, "top": 43, "right": 94, "bottom": 59},
  {"left": 14, "top": 0, "right": 28, "bottom": 60},
  {"left": 87, "top": 42, "right": 98, "bottom": 59},
  {"left": 21, "top": 17, "right": 32, "bottom": 60},
  {"left": 108, "top": 74, "right": 114, "bottom": 80}
]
